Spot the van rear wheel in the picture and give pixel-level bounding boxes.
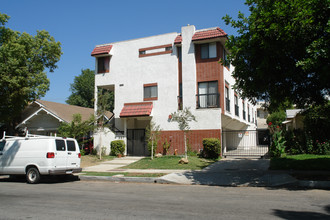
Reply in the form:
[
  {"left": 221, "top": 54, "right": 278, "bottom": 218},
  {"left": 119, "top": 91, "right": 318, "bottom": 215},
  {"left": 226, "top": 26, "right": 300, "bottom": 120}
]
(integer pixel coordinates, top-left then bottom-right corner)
[{"left": 26, "top": 167, "right": 40, "bottom": 184}]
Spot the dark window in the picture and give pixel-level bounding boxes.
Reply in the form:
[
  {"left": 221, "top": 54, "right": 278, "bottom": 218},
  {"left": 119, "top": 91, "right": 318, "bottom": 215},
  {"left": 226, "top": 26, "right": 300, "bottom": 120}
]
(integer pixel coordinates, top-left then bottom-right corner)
[
  {"left": 67, "top": 140, "right": 76, "bottom": 151},
  {"left": 56, "top": 140, "right": 66, "bottom": 151},
  {"left": 165, "top": 46, "right": 172, "bottom": 51},
  {"left": 0, "top": 141, "right": 5, "bottom": 151},
  {"left": 234, "top": 95, "right": 239, "bottom": 116},
  {"left": 225, "top": 85, "right": 230, "bottom": 112},
  {"left": 242, "top": 101, "right": 246, "bottom": 120},
  {"left": 197, "top": 81, "right": 219, "bottom": 108},
  {"left": 178, "top": 83, "right": 183, "bottom": 110},
  {"left": 144, "top": 85, "right": 158, "bottom": 100},
  {"left": 201, "top": 43, "right": 217, "bottom": 59},
  {"left": 139, "top": 50, "right": 146, "bottom": 55},
  {"left": 97, "top": 56, "right": 110, "bottom": 73}
]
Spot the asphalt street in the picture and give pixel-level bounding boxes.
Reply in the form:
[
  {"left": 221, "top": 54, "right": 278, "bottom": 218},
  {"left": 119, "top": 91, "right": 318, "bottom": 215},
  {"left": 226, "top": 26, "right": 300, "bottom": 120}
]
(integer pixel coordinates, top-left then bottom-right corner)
[{"left": 0, "top": 179, "right": 329, "bottom": 220}]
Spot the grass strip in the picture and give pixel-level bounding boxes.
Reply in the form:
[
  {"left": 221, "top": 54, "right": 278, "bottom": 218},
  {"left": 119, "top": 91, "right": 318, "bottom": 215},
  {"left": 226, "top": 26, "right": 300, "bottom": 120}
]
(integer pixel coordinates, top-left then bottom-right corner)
[
  {"left": 122, "top": 155, "right": 218, "bottom": 170},
  {"left": 270, "top": 154, "right": 330, "bottom": 170}
]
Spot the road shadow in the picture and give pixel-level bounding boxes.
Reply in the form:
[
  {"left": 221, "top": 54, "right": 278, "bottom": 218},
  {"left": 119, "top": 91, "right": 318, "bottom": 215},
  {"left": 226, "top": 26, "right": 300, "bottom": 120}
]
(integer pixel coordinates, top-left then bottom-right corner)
[
  {"left": 0, "top": 175, "right": 80, "bottom": 184},
  {"left": 163, "top": 158, "right": 323, "bottom": 190},
  {"left": 272, "top": 204, "right": 330, "bottom": 219}
]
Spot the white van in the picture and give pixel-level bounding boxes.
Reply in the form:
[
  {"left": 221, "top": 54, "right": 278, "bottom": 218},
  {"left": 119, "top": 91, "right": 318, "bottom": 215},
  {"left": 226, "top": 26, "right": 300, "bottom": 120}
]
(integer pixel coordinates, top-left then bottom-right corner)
[{"left": 0, "top": 133, "right": 82, "bottom": 184}]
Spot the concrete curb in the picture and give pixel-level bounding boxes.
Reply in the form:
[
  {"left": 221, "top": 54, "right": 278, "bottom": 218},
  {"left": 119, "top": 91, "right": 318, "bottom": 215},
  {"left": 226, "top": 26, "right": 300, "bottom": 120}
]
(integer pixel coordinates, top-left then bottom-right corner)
[
  {"left": 79, "top": 175, "right": 173, "bottom": 184},
  {"left": 78, "top": 174, "right": 330, "bottom": 189},
  {"left": 298, "top": 180, "right": 330, "bottom": 189}
]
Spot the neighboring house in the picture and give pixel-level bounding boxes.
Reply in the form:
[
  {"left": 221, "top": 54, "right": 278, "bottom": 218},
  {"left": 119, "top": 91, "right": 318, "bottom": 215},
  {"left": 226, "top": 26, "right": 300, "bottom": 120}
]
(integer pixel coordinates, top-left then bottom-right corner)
[
  {"left": 283, "top": 109, "right": 304, "bottom": 131},
  {"left": 16, "top": 100, "right": 113, "bottom": 136},
  {"left": 91, "top": 25, "right": 257, "bottom": 156}
]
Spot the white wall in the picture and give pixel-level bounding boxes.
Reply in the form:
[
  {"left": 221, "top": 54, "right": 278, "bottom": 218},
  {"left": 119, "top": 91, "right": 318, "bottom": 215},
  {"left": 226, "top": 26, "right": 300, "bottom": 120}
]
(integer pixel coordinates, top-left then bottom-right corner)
[{"left": 95, "top": 26, "right": 222, "bottom": 133}]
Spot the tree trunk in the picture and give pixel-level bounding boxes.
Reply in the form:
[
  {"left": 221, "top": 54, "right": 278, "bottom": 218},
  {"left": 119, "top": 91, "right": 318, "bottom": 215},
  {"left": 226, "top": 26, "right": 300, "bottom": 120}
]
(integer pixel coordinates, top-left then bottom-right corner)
[{"left": 151, "top": 138, "right": 154, "bottom": 160}]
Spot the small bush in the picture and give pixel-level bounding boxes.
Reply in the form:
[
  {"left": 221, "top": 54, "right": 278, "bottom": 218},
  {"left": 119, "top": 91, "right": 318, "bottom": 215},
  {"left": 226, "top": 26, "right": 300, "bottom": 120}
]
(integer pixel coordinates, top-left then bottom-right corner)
[
  {"left": 91, "top": 148, "right": 98, "bottom": 155},
  {"left": 110, "top": 140, "right": 125, "bottom": 156},
  {"left": 80, "top": 149, "right": 86, "bottom": 156},
  {"left": 202, "top": 138, "right": 221, "bottom": 159},
  {"left": 147, "top": 142, "right": 157, "bottom": 156},
  {"left": 162, "top": 139, "right": 171, "bottom": 155}
]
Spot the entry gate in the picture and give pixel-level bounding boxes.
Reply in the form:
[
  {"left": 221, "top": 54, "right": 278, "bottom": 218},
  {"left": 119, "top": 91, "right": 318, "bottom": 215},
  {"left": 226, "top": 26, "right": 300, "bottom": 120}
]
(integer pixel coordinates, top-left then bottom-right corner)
[
  {"left": 127, "top": 129, "right": 148, "bottom": 156},
  {"left": 222, "top": 130, "right": 270, "bottom": 157}
]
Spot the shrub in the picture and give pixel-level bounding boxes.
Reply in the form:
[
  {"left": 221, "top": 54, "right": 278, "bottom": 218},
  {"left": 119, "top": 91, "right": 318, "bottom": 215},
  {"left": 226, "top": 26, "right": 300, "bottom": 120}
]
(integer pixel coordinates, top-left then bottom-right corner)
[
  {"left": 270, "top": 130, "right": 286, "bottom": 158},
  {"left": 110, "top": 140, "right": 125, "bottom": 156},
  {"left": 91, "top": 148, "right": 98, "bottom": 155},
  {"left": 147, "top": 142, "right": 157, "bottom": 156},
  {"left": 80, "top": 149, "right": 86, "bottom": 156},
  {"left": 162, "top": 139, "right": 171, "bottom": 155},
  {"left": 202, "top": 138, "right": 221, "bottom": 159}
]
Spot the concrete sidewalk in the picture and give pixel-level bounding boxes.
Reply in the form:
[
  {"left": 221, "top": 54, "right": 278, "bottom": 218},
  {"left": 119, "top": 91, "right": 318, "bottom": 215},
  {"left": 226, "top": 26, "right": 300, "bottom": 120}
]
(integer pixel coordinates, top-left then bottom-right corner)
[{"left": 80, "top": 157, "right": 330, "bottom": 189}]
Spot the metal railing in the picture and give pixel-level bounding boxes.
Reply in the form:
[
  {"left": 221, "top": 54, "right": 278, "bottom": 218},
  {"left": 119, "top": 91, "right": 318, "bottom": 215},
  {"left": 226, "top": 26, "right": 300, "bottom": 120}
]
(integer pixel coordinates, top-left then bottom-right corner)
[
  {"left": 222, "top": 130, "right": 270, "bottom": 158},
  {"left": 196, "top": 93, "right": 220, "bottom": 109}
]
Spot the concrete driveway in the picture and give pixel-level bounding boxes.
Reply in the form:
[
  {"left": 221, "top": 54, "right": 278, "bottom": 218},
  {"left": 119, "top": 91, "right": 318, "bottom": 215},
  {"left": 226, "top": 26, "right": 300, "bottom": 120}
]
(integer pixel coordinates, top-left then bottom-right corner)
[{"left": 160, "top": 158, "right": 297, "bottom": 187}]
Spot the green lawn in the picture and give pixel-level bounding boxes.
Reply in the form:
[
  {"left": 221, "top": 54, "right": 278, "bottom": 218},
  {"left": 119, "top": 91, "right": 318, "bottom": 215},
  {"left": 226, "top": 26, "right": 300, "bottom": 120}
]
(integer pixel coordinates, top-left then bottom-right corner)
[
  {"left": 270, "top": 154, "right": 330, "bottom": 170},
  {"left": 81, "top": 172, "right": 165, "bottom": 177},
  {"left": 122, "top": 156, "right": 218, "bottom": 170}
]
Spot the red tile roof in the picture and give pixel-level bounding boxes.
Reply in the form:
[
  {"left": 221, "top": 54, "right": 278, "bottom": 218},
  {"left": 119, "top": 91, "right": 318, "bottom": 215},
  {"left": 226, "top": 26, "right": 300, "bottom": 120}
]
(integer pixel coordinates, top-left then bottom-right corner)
[
  {"left": 120, "top": 102, "right": 153, "bottom": 117},
  {"left": 174, "top": 35, "right": 182, "bottom": 44},
  {"left": 91, "top": 45, "right": 113, "bottom": 56},
  {"left": 192, "top": 27, "right": 227, "bottom": 41}
]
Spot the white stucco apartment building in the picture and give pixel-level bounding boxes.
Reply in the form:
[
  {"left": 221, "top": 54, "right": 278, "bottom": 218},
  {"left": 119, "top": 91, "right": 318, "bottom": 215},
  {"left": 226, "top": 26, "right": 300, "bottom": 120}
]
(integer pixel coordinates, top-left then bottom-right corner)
[{"left": 92, "top": 25, "right": 257, "bottom": 156}]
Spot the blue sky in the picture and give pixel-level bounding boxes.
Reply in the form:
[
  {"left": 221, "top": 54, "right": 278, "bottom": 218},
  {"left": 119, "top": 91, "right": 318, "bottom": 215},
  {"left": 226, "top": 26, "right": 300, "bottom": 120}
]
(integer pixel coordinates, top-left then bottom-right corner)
[{"left": 1, "top": 0, "right": 249, "bottom": 104}]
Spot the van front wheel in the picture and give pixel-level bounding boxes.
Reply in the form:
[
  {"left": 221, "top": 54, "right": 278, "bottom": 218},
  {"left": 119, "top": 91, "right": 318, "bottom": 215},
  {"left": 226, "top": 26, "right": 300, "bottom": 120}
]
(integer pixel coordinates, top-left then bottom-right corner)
[{"left": 26, "top": 167, "right": 40, "bottom": 184}]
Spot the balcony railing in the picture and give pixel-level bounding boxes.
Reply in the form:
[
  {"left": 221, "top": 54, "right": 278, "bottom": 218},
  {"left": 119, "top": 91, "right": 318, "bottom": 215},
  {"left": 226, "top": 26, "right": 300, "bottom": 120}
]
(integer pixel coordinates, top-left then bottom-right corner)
[
  {"left": 196, "top": 93, "right": 220, "bottom": 109},
  {"left": 235, "top": 105, "right": 239, "bottom": 116},
  {"left": 226, "top": 98, "right": 230, "bottom": 112}
]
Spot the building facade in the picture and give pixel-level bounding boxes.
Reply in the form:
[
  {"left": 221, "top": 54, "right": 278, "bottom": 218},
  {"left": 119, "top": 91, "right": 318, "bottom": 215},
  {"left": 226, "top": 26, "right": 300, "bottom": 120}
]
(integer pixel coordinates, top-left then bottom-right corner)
[{"left": 92, "top": 25, "right": 257, "bottom": 156}]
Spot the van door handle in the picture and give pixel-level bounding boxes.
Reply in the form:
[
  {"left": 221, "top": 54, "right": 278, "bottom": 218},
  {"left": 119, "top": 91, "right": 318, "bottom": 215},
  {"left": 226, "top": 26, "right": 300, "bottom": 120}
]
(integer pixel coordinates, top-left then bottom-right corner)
[{"left": 68, "top": 152, "right": 72, "bottom": 155}]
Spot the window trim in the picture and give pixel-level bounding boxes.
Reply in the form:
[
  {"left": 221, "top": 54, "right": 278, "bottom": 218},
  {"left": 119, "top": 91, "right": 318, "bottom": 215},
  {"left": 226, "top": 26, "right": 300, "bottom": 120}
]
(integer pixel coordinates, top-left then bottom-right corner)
[
  {"left": 97, "top": 56, "right": 110, "bottom": 74},
  {"left": 200, "top": 43, "right": 217, "bottom": 59},
  {"left": 143, "top": 83, "right": 158, "bottom": 101},
  {"left": 197, "top": 81, "right": 220, "bottom": 109}
]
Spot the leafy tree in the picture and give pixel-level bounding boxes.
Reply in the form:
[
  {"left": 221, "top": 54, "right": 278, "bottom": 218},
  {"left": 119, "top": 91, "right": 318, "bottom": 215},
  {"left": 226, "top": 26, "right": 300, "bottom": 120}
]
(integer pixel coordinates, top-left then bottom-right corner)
[
  {"left": 266, "top": 110, "right": 286, "bottom": 129},
  {"left": 303, "top": 101, "right": 330, "bottom": 143},
  {"left": 66, "top": 68, "right": 114, "bottom": 111},
  {"left": 0, "top": 13, "right": 62, "bottom": 132},
  {"left": 145, "top": 121, "right": 161, "bottom": 160},
  {"left": 223, "top": 0, "right": 330, "bottom": 109},
  {"left": 170, "top": 107, "right": 196, "bottom": 159},
  {"left": 66, "top": 69, "right": 95, "bottom": 108},
  {"left": 57, "top": 113, "right": 94, "bottom": 139}
]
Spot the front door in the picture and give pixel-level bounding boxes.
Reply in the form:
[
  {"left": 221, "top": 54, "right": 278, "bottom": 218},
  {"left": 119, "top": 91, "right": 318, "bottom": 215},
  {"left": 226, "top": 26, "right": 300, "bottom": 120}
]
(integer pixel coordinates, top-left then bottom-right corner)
[{"left": 127, "top": 129, "right": 147, "bottom": 156}]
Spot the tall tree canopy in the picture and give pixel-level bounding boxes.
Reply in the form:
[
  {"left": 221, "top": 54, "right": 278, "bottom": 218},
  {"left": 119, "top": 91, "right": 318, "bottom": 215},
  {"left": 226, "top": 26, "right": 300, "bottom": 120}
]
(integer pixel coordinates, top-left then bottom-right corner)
[
  {"left": 0, "top": 13, "right": 62, "bottom": 129},
  {"left": 66, "top": 68, "right": 114, "bottom": 112},
  {"left": 223, "top": 0, "right": 330, "bottom": 109},
  {"left": 66, "top": 68, "right": 95, "bottom": 108}
]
